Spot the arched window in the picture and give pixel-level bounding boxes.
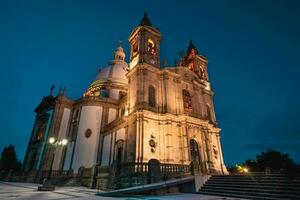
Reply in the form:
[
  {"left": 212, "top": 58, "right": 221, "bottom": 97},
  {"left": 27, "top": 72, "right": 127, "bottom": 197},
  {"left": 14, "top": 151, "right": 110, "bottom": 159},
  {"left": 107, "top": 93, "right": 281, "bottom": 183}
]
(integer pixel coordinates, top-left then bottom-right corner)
[
  {"left": 148, "top": 85, "right": 156, "bottom": 107},
  {"left": 115, "top": 140, "right": 124, "bottom": 163},
  {"left": 182, "top": 90, "right": 192, "bottom": 110},
  {"left": 115, "top": 139, "right": 125, "bottom": 176},
  {"left": 189, "top": 139, "right": 201, "bottom": 164}
]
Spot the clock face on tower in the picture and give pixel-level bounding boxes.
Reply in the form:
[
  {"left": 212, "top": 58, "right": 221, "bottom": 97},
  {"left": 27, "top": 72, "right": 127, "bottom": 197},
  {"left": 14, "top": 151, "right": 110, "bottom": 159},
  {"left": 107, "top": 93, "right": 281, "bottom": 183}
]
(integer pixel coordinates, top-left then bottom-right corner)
[{"left": 147, "top": 38, "right": 156, "bottom": 55}]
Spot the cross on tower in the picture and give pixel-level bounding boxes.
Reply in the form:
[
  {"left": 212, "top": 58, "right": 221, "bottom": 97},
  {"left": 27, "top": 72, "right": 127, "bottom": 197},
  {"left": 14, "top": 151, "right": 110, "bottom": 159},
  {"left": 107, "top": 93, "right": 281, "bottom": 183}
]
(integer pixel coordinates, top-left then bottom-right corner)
[
  {"left": 118, "top": 40, "right": 123, "bottom": 47},
  {"left": 50, "top": 85, "right": 55, "bottom": 96}
]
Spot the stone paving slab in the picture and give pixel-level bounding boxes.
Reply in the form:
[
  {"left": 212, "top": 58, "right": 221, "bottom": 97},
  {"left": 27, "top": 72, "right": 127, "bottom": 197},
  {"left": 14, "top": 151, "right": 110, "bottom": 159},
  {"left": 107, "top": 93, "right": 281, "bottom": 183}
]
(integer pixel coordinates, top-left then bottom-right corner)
[{"left": 0, "top": 181, "right": 243, "bottom": 200}]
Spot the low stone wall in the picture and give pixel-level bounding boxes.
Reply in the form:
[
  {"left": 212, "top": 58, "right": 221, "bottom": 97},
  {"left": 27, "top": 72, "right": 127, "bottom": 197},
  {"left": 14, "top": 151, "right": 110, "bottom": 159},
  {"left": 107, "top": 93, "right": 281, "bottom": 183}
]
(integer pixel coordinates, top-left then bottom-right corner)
[
  {"left": 0, "top": 170, "right": 37, "bottom": 183},
  {"left": 95, "top": 160, "right": 192, "bottom": 190},
  {"left": 95, "top": 166, "right": 110, "bottom": 190},
  {"left": 77, "top": 166, "right": 97, "bottom": 188},
  {"left": 0, "top": 160, "right": 193, "bottom": 191}
]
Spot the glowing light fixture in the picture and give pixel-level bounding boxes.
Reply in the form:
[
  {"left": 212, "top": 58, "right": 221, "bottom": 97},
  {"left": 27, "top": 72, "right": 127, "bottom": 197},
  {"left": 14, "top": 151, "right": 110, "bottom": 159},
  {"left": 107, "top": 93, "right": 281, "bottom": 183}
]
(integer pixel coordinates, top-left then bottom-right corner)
[
  {"left": 61, "top": 139, "right": 68, "bottom": 146},
  {"left": 49, "top": 137, "right": 55, "bottom": 144}
]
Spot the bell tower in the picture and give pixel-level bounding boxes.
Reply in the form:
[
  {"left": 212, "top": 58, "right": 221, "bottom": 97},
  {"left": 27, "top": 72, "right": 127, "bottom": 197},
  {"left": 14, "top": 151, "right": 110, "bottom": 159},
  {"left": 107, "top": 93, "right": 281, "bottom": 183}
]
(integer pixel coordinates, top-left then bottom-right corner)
[
  {"left": 128, "top": 12, "right": 162, "bottom": 69},
  {"left": 180, "top": 40, "right": 209, "bottom": 81}
]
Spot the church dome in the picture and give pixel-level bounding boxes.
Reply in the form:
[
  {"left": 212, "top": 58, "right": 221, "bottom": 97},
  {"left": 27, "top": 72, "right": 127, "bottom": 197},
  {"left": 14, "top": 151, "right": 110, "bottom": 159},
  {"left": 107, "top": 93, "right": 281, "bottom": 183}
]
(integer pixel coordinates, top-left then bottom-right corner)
[
  {"left": 94, "top": 43, "right": 128, "bottom": 83},
  {"left": 84, "top": 43, "right": 128, "bottom": 97},
  {"left": 94, "top": 62, "right": 127, "bottom": 83}
]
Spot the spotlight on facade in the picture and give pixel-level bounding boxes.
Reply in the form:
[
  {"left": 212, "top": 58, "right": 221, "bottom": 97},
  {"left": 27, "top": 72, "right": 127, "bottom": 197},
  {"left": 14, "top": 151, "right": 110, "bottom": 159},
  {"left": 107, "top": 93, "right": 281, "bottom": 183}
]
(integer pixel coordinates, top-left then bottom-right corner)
[
  {"left": 49, "top": 137, "right": 55, "bottom": 144},
  {"left": 62, "top": 139, "right": 68, "bottom": 146}
]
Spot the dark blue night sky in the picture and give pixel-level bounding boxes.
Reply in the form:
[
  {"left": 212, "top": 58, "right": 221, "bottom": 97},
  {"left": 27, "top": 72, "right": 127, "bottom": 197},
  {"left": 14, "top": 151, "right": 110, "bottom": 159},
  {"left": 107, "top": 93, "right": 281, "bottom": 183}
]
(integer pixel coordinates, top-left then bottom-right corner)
[{"left": 0, "top": 0, "right": 299, "bottom": 166}]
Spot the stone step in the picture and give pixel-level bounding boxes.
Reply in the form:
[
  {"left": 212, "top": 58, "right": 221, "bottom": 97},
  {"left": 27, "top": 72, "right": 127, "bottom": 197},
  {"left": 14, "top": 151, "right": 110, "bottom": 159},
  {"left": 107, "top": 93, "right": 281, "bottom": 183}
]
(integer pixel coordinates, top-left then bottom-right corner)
[
  {"left": 205, "top": 182, "right": 300, "bottom": 191},
  {"left": 200, "top": 187, "right": 300, "bottom": 200},
  {"left": 198, "top": 190, "right": 291, "bottom": 200},
  {"left": 210, "top": 177, "right": 300, "bottom": 181},
  {"left": 201, "top": 185, "right": 300, "bottom": 195},
  {"left": 199, "top": 174, "right": 300, "bottom": 199},
  {"left": 204, "top": 182, "right": 300, "bottom": 191},
  {"left": 213, "top": 174, "right": 300, "bottom": 178},
  {"left": 205, "top": 182, "right": 300, "bottom": 189},
  {"left": 206, "top": 179, "right": 300, "bottom": 185},
  {"left": 210, "top": 175, "right": 300, "bottom": 179}
]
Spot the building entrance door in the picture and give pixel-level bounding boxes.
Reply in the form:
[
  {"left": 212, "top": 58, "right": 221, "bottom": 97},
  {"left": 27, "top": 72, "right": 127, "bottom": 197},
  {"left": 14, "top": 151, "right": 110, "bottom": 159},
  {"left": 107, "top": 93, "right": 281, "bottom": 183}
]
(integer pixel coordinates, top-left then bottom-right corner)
[
  {"left": 189, "top": 139, "right": 203, "bottom": 173},
  {"left": 115, "top": 140, "right": 124, "bottom": 177},
  {"left": 116, "top": 146, "right": 122, "bottom": 165}
]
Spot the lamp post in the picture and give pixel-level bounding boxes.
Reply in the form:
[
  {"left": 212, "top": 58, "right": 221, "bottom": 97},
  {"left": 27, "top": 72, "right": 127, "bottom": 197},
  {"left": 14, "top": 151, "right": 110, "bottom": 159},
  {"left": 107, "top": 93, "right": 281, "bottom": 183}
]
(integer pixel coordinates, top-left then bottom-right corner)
[{"left": 38, "top": 137, "right": 68, "bottom": 191}]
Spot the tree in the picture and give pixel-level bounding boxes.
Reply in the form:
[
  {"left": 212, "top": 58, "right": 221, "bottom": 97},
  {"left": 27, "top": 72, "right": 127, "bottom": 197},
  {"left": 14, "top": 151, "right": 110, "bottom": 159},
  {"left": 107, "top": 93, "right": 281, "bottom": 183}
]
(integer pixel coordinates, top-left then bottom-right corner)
[
  {"left": 244, "top": 159, "right": 258, "bottom": 171},
  {"left": 255, "top": 149, "right": 294, "bottom": 171},
  {"left": 0, "top": 145, "right": 22, "bottom": 172},
  {"left": 241, "top": 149, "right": 297, "bottom": 173}
]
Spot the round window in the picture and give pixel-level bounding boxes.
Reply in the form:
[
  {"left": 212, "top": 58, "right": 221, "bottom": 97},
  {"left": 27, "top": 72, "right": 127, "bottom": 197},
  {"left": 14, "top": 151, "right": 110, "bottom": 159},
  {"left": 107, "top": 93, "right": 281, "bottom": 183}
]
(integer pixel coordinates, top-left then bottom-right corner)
[{"left": 85, "top": 129, "right": 92, "bottom": 138}]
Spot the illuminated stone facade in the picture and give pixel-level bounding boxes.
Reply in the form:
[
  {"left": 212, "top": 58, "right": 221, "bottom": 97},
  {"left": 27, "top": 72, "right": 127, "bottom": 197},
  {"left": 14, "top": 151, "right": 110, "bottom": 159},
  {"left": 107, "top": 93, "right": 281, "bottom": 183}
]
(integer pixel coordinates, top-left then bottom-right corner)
[{"left": 24, "top": 13, "right": 227, "bottom": 177}]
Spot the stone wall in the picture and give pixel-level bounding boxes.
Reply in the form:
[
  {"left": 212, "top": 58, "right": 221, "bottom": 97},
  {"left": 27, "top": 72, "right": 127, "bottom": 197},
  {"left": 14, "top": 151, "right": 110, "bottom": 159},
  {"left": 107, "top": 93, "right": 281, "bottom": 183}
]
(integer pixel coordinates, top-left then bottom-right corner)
[
  {"left": 77, "top": 166, "right": 97, "bottom": 188},
  {"left": 95, "top": 160, "right": 192, "bottom": 190}
]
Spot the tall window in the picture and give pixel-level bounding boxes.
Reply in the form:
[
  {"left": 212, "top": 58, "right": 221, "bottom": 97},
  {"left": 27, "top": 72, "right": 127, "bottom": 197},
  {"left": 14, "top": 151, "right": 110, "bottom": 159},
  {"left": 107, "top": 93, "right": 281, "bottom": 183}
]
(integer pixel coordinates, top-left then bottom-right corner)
[
  {"left": 189, "top": 139, "right": 201, "bottom": 164},
  {"left": 148, "top": 85, "right": 156, "bottom": 107},
  {"left": 182, "top": 90, "right": 192, "bottom": 110},
  {"left": 115, "top": 139, "right": 124, "bottom": 176}
]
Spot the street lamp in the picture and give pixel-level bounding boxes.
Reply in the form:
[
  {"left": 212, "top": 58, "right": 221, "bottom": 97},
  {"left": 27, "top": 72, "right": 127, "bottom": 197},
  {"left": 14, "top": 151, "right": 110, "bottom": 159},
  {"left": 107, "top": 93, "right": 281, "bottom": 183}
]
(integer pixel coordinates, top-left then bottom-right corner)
[
  {"left": 49, "top": 137, "right": 55, "bottom": 144},
  {"left": 38, "top": 137, "right": 68, "bottom": 191},
  {"left": 61, "top": 139, "right": 68, "bottom": 146},
  {"left": 243, "top": 167, "right": 249, "bottom": 173}
]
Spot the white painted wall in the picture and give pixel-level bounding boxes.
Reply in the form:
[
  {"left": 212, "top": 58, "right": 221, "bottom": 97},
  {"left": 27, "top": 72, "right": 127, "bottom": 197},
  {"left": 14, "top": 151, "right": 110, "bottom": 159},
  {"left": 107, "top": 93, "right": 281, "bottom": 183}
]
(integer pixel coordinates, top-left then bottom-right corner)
[
  {"left": 52, "top": 108, "right": 70, "bottom": 170},
  {"left": 72, "top": 106, "right": 103, "bottom": 172},
  {"left": 107, "top": 108, "right": 117, "bottom": 124},
  {"left": 101, "top": 134, "right": 111, "bottom": 166},
  {"left": 63, "top": 141, "right": 74, "bottom": 170}
]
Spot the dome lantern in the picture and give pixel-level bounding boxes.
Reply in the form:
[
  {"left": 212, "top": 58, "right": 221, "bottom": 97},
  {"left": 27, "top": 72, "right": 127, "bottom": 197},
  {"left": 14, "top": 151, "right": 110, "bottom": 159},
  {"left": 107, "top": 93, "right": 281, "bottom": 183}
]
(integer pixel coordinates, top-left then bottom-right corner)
[{"left": 113, "top": 40, "right": 125, "bottom": 62}]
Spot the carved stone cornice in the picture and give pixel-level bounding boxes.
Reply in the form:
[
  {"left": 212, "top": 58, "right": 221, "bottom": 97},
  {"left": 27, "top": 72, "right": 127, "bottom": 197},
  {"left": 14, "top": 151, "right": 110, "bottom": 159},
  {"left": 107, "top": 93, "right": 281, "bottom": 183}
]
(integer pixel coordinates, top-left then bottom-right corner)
[
  {"left": 101, "top": 116, "right": 127, "bottom": 134},
  {"left": 56, "top": 96, "right": 75, "bottom": 109},
  {"left": 73, "top": 96, "right": 120, "bottom": 109}
]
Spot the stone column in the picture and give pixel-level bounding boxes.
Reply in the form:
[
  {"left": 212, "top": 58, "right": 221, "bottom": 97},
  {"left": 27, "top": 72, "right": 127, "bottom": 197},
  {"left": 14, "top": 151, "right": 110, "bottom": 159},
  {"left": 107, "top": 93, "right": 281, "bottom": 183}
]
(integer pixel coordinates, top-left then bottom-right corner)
[
  {"left": 135, "top": 113, "right": 143, "bottom": 163},
  {"left": 165, "top": 121, "right": 173, "bottom": 162},
  {"left": 180, "top": 124, "right": 189, "bottom": 164},
  {"left": 204, "top": 129, "right": 214, "bottom": 173},
  {"left": 216, "top": 133, "right": 227, "bottom": 174},
  {"left": 200, "top": 127, "right": 208, "bottom": 174}
]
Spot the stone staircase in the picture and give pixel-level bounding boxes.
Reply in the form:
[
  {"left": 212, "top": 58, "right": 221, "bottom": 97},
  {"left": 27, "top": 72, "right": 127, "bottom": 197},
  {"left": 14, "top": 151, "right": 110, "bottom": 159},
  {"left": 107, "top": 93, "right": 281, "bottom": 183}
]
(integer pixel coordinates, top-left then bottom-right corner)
[{"left": 198, "top": 174, "right": 300, "bottom": 200}]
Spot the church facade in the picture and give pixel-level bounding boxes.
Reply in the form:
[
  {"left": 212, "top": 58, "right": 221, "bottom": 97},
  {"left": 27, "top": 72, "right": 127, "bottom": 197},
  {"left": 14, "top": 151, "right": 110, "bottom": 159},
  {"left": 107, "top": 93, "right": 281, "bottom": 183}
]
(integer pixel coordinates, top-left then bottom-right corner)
[{"left": 23, "top": 13, "right": 227, "bottom": 179}]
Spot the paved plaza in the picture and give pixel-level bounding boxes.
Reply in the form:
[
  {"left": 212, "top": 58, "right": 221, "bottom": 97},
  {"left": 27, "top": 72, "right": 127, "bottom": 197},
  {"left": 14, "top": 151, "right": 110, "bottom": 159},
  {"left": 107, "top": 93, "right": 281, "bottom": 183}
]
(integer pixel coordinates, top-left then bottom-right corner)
[{"left": 0, "top": 181, "right": 242, "bottom": 200}]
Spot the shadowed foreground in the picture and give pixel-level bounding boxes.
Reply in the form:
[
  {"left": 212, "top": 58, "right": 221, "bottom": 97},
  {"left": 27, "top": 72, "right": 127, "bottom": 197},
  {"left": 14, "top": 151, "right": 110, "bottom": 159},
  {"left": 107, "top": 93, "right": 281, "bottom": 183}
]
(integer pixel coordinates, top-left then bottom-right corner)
[{"left": 0, "top": 181, "right": 240, "bottom": 200}]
